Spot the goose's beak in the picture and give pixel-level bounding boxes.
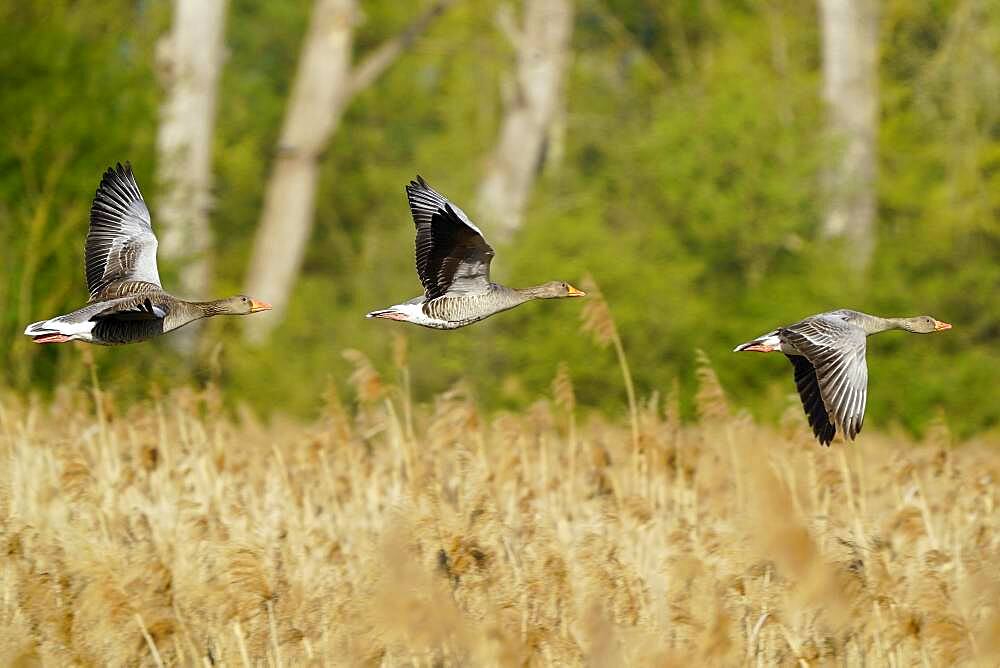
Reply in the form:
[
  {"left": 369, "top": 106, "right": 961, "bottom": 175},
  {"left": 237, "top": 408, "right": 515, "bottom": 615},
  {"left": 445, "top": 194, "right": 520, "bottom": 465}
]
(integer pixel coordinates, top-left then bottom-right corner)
[
  {"left": 249, "top": 300, "right": 272, "bottom": 313},
  {"left": 566, "top": 285, "right": 586, "bottom": 297},
  {"left": 933, "top": 320, "right": 952, "bottom": 331}
]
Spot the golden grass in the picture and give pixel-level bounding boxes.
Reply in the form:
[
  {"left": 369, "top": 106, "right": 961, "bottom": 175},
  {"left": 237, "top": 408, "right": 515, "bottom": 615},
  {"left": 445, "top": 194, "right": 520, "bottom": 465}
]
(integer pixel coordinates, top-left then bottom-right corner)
[{"left": 1, "top": 358, "right": 999, "bottom": 667}]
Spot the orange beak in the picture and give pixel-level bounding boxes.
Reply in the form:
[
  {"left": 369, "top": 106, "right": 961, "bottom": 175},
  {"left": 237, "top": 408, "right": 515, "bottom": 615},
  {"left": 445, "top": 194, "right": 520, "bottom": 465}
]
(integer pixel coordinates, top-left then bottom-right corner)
[
  {"left": 566, "top": 284, "right": 586, "bottom": 297},
  {"left": 933, "top": 320, "right": 952, "bottom": 331},
  {"left": 249, "top": 299, "right": 272, "bottom": 313}
]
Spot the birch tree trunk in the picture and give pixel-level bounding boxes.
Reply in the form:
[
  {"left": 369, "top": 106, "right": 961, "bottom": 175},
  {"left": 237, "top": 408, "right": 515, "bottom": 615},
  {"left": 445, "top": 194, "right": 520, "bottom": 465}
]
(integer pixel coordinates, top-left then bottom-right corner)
[
  {"left": 243, "top": 0, "right": 455, "bottom": 343},
  {"left": 156, "top": 0, "right": 228, "bottom": 351},
  {"left": 818, "top": 0, "right": 879, "bottom": 270},
  {"left": 476, "top": 0, "right": 574, "bottom": 242}
]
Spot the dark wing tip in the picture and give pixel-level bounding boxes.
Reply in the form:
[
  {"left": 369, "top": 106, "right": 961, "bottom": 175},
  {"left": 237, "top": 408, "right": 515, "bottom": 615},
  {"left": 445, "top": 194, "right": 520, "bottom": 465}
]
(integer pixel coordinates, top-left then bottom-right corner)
[
  {"left": 407, "top": 175, "right": 430, "bottom": 193},
  {"left": 96, "top": 161, "right": 144, "bottom": 203},
  {"left": 106, "top": 161, "right": 132, "bottom": 179}
]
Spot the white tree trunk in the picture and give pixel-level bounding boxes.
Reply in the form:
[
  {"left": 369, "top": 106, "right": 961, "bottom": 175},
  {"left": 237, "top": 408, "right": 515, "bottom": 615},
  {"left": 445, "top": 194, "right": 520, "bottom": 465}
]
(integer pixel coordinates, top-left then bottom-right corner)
[
  {"left": 243, "top": 0, "right": 455, "bottom": 343},
  {"left": 476, "top": 0, "right": 574, "bottom": 241},
  {"left": 243, "top": 0, "right": 355, "bottom": 343},
  {"left": 156, "top": 1, "right": 227, "bottom": 304},
  {"left": 819, "top": 0, "right": 879, "bottom": 269},
  {"left": 156, "top": 0, "right": 228, "bottom": 352}
]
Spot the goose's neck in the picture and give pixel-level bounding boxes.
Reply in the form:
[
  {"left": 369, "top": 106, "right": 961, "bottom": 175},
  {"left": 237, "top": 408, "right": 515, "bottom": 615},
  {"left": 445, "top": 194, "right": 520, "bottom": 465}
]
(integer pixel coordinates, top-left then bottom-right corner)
[
  {"left": 187, "top": 299, "right": 231, "bottom": 317},
  {"left": 513, "top": 284, "right": 551, "bottom": 301},
  {"left": 865, "top": 316, "right": 906, "bottom": 334}
]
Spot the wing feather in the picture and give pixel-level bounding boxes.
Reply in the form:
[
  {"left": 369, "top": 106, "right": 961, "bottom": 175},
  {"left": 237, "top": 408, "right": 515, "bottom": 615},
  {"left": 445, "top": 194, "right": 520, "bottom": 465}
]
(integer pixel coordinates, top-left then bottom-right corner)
[
  {"left": 85, "top": 163, "right": 161, "bottom": 300},
  {"left": 786, "top": 354, "right": 837, "bottom": 445},
  {"left": 405, "top": 176, "right": 494, "bottom": 301},
  {"left": 781, "top": 315, "right": 869, "bottom": 444}
]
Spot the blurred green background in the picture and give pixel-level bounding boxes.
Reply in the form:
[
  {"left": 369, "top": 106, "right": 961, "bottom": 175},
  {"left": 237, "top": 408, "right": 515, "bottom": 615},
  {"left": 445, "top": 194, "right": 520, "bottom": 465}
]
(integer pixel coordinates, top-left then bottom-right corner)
[{"left": 1, "top": 1, "right": 996, "bottom": 436}]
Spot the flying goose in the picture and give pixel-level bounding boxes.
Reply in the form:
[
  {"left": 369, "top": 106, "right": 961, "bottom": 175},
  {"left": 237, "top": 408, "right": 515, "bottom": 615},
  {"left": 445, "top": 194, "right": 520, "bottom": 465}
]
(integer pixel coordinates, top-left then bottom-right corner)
[
  {"left": 24, "top": 163, "right": 271, "bottom": 345},
  {"left": 734, "top": 310, "right": 952, "bottom": 445},
  {"left": 366, "top": 176, "right": 585, "bottom": 329}
]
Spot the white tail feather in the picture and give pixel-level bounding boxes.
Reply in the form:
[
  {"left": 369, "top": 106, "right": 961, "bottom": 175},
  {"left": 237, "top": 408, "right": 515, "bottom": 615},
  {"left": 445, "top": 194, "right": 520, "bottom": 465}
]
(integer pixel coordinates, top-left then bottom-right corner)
[
  {"left": 733, "top": 331, "right": 781, "bottom": 352},
  {"left": 24, "top": 317, "right": 95, "bottom": 339}
]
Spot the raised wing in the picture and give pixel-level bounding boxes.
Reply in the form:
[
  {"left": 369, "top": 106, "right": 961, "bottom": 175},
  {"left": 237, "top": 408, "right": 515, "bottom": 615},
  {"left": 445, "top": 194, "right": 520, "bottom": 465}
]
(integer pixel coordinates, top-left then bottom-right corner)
[
  {"left": 406, "top": 176, "right": 494, "bottom": 300},
  {"left": 86, "top": 163, "right": 161, "bottom": 300},
  {"left": 781, "top": 315, "right": 869, "bottom": 443}
]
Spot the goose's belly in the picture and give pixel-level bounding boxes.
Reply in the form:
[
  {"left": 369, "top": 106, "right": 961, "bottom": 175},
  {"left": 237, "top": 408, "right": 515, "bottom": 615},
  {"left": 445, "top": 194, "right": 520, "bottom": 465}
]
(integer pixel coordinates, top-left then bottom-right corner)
[
  {"left": 423, "top": 296, "right": 513, "bottom": 329},
  {"left": 92, "top": 317, "right": 166, "bottom": 344}
]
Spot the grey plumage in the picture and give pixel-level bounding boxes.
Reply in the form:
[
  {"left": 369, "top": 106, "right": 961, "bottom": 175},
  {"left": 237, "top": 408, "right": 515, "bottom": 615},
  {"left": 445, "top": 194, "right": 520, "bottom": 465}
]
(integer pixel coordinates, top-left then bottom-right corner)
[
  {"left": 24, "top": 163, "right": 271, "bottom": 345},
  {"left": 408, "top": 176, "right": 494, "bottom": 300},
  {"left": 86, "top": 163, "right": 161, "bottom": 299},
  {"left": 734, "top": 309, "right": 951, "bottom": 446},
  {"left": 367, "top": 177, "right": 585, "bottom": 329},
  {"left": 780, "top": 312, "right": 869, "bottom": 444},
  {"left": 421, "top": 285, "right": 531, "bottom": 325}
]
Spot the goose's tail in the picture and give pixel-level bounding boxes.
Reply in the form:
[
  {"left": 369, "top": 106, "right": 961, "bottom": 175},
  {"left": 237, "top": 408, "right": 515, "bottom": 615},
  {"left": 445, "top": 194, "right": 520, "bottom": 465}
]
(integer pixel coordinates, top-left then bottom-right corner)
[
  {"left": 365, "top": 308, "right": 406, "bottom": 321},
  {"left": 733, "top": 330, "right": 782, "bottom": 353},
  {"left": 24, "top": 317, "right": 93, "bottom": 343}
]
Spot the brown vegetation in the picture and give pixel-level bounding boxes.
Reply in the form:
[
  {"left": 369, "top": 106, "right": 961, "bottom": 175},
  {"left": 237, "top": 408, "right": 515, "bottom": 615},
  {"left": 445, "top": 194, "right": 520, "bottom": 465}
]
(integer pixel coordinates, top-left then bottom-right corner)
[{"left": 1, "top": 356, "right": 998, "bottom": 666}]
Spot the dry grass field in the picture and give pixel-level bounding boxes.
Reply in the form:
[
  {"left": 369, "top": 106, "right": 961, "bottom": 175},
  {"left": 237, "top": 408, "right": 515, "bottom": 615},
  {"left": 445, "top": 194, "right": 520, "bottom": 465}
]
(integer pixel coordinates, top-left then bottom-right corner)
[{"left": 1, "top": 351, "right": 999, "bottom": 667}]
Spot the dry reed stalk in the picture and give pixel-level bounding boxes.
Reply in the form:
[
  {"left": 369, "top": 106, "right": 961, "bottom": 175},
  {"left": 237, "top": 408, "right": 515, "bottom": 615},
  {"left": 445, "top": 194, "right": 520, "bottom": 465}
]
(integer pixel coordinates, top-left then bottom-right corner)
[
  {"left": 910, "top": 469, "right": 940, "bottom": 549},
  {"left": 135, "top": 613, "right": 165, "bottom": 668},
  {"left": 551, "top": 362, "right": 577, "bottom": 503},
  {"left": 0, "top": 384, "right": 997, "bottom": 665},
  {"left": 266, "top": 599, "right": 282, "bottom": 668},
  {"left": 393, "top": 332, "right": 416, "bottom": 444},
  {"left": 81, "top": 347, "right": 109, "bottom": 454},
  {"left": 579, "top": 274, "right": 640, "bottom": 484},
  {"left": 693, "top": 349, "right": 729, "bottom": 422},
  {"left": 342, "top": 349, "right": 384, "bottom": 404},
  {"left": 838, "top": 448, "right": 867, "bottom": 552}
]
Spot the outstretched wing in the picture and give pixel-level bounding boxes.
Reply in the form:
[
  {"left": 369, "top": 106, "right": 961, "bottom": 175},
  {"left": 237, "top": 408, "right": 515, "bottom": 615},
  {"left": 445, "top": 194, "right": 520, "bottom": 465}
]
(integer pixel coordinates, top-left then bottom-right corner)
[
  {"left": 406, "top": 176, "right": 494, "bottom": 301},
  {"left": 86, "top": 163, "right": 161, "bottom": 300},
  {"left": 785, "top": 354, "right": 838, "bottom": 445},
  {"left": 781, "top": 315, "right": 869, "bottom": 442}
]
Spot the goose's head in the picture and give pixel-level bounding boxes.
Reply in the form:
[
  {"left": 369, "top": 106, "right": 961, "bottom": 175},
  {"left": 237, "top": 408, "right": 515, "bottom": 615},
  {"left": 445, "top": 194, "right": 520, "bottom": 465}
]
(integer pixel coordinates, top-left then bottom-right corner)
[
  {"left": 219, "top": 295, "right": 272, "bottom": 315},
  {"left": 900, "top": 315, "right": 952, "bottom": 333},
  {"left": 529, "top": 281, "right": 587, "bottom": 299}
]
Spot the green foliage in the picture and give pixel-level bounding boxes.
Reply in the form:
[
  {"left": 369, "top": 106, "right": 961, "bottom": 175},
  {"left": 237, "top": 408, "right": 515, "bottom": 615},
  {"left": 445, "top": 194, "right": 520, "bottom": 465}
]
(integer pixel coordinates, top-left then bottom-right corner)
[{"left": 0, "top": 0, "right": 996, "bottom": 436}]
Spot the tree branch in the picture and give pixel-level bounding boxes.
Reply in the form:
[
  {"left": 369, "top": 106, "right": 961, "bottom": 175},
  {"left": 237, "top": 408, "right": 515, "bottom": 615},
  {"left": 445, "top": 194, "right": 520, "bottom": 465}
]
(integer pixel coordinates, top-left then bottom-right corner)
[
  {"left": 496, "top": 3, "right": 524, "bottom": 51},
  {"left": 588, "top": 0, "right": 669, "bottom": 84},
  {"left": 347, "top": 0, "right": 457, "bottom": 98}
]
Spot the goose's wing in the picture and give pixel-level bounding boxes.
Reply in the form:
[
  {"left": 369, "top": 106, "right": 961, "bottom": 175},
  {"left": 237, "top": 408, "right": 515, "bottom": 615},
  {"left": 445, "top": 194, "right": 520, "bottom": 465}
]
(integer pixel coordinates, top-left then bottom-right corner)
[
  {"left": 785, "top": 354, "right": 838, "bottom": 445},
  {"left": 781, "top": 315, "right": 869, "bottom": 442},
  {"left": 85, "top": 294, "right": 170, "bottom": 345},
  {"left": 89, "top": 294, "right": 170, "bottom": 321},
  {"left": 406, "top": 176, "right": 494, "bottom": 300},
  {"left": 85, "top": 163, "right": 161, "bottom": 300}
]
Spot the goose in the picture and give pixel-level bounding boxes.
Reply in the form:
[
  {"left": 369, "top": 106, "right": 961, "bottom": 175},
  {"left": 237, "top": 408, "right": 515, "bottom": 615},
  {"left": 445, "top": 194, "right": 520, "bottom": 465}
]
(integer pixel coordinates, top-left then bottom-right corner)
[
  {"left": 366, "top": 176, "right": 585, "bottom": 329},
  {"left": 733, "top": 310, "right": 952, "bottom": 445},
  {"left": 24, "top": 163, "right": 271, "bottom": 345}
]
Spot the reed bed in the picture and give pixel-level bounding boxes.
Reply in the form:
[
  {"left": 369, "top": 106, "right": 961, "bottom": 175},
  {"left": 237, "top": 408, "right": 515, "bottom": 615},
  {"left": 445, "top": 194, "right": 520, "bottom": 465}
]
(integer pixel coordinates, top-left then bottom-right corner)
[{"left": 1, "top": 356, "right": 998, "bottom": 666}]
